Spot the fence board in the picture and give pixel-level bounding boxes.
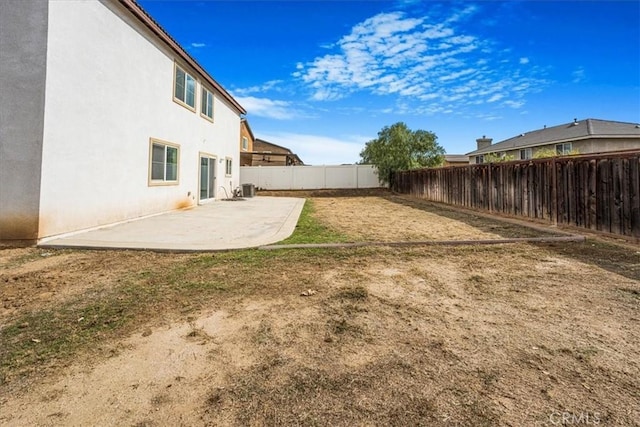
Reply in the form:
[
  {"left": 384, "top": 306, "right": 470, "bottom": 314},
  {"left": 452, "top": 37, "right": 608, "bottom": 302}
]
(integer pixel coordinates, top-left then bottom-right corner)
[
  {"left": 611, "top": 159, "right": 622, "bottom": 235},
  {"left": 588, "top": 159, "right": 598, "bottom": 230},
  {"left": 630, "top": 157, "right": 640, "bottom": 236},
  {"left": 622, "top": 158, "right": 633, "bottom": 235},
  {"left": 392, "top": 151, "right": 640, "bottom": 238}
]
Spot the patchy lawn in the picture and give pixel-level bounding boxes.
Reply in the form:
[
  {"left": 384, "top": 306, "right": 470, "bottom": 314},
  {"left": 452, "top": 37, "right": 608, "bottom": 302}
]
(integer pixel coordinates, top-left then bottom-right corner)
[{"left": 1, "top": 193, "right": 638, "bottom": 426}]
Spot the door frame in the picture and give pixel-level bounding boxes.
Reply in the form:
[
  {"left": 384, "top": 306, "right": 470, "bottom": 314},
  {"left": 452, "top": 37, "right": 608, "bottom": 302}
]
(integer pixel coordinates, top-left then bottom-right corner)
[{"left": 198, "top": 152, "right": 217, "bottom": 204}]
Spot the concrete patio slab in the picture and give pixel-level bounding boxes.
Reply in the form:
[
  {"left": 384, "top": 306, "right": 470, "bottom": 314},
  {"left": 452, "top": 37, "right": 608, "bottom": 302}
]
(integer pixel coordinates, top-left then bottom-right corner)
[{"left": 38, "top": 197, "right": 304, "bottom": 252}]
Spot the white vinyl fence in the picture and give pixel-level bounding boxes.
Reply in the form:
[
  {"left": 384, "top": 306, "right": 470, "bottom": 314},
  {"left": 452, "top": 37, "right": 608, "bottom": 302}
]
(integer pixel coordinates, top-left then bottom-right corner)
[{"left": 240, "top": 164, "right": 383, "bottom": 190}]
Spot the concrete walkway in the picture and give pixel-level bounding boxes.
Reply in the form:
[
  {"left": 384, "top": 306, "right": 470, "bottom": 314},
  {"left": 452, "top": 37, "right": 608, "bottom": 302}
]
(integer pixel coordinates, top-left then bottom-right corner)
[{"left": 38, "top": 197, "right": 305, "bottom": 252}]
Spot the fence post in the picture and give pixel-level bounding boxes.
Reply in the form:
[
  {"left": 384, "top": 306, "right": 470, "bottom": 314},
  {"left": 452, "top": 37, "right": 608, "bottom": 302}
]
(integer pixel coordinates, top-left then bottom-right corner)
[
  {"left": 551, "top": 157, "right": 558, "bottom": 225},
  {"left": 488, "top": 164, "right": 493, "bottom": 213}
]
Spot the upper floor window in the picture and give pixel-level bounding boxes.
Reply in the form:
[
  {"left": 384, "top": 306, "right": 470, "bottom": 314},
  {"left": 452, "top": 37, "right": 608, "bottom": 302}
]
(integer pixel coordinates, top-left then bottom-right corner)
[
  {"left": 242, "top": 137, "right": 248, "bottom": 151},
  {"left": 201, "top": 87, "right": 214, "bottom": 121},
  {"left": 150, "top": 139, "right": 179, "bottom": 184},
  {"left": 174, "top": 64, "right": 196, "bottom": 110},
  {"left": 556, "top": 142, "right": 572, "bottom": 155},
  {"left": 520, "top": 148, "right": 532, "bottom": 160},
  {"left": 225, "top": 157, "right": 232, "bottom": 176}
]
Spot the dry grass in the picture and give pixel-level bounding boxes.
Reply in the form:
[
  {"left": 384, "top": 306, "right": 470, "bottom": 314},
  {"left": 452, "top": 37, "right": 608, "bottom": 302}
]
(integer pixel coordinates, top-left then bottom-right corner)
[{"left": 0, "top": 193, "right": 638, "bottom": 426}]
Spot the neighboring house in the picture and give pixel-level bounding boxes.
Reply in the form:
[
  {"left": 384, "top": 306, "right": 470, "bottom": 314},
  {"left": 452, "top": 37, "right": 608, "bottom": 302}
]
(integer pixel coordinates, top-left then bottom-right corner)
[
  {"left": 467, "top": 118, "right": 640, "bottom": 164},
  {"left": 250, "top": 139, "right": 304, "bottom": 166},
  {"left": 240, "top": 118, "right": 255, "bottom": 166},
  {"left": 0, "top": 0, "right": 246, "bottom": 242},
  {"left": 442, "top": 154, "right": 469, "bottom": 167}
]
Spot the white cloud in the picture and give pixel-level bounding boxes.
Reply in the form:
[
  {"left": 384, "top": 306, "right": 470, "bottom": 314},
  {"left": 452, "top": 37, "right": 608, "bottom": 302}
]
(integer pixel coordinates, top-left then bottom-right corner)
[
  {"left": 503, "top": 100, "right": 525, "bottom": 109},
  {"left": 256, "top": 132, "right": 370, "bottom": 165},
  {"left": 572, "top": 66, "right": 586, "bottom": 83},
  {"left": 445, "top": 5, "right": 478, "bottom": 24},
  {"left": 296, "top": 7, "right": 548, "bottom": 114},
  {"left": 310, "top": 88, "right": 345, "bottom": 102},
  {"left": 439, "top": 68, "right": 476, "bottom": 82},
  {"left": 232, "top": 80, "right": 284, "bottom": 96},
  {"left": 395, "top": 0, "right": 422, "bottom": 7},
  {"left": 478, "top": 114, "right": 502, "bottom": 121},
  {"left": 190, "top": 42, "right": 206, "bottom": 48},
  {"left": 234, "top": 96, "right": 299, "bottom": 120}
]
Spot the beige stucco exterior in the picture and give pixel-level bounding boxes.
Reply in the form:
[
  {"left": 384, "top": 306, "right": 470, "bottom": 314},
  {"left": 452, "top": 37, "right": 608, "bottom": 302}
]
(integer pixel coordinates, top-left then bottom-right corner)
[
  {"left": 240, "top": 119, "right": 254, "bottom": 166},
  {"left": 503, "top": 138, "right": 640, "bottom": 160}
]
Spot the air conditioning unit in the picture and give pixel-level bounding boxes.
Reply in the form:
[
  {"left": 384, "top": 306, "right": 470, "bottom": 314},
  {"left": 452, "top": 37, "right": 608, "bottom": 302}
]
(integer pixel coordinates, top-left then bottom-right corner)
[{"left": 242, "top": 183, "right": 256, "bottom": 198}]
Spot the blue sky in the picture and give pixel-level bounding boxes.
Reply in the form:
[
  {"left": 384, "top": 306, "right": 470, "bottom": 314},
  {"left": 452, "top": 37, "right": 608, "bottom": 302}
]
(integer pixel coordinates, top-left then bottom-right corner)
[{"left": 140, "top": 0, "right": 640, "bottom": 165}]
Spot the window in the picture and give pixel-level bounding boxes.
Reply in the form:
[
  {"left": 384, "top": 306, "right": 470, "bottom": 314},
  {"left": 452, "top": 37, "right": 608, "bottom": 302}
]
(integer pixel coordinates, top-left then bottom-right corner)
[
  {"left": 174, "top": 64, "right": 196, "bottom": 110},
  {"left": 556, "top": 143, "right": 572, "bottom": 155},
  {"left": 149, "top": 139, "right": 179, "bottom": 184},
  {"left": 201, "top": 87, "right": 214, "bottom": 121},
  {"left": 225, "top": 157, "right": 232, "bottom": 176},
  {"left": 520, "top": 148, "right": 532, "bottom": 160},
  {"left": 475, "top": 155, "right": 484, "bottom": 164},
  {"left": 242, "top": 136, "right": 248, "bottom": 151}
]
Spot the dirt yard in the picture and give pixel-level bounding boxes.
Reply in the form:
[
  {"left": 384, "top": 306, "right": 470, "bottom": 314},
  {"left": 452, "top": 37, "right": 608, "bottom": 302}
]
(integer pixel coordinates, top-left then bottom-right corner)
[{"left": 1, "top": 193, "right": 639, "bottom": 426}]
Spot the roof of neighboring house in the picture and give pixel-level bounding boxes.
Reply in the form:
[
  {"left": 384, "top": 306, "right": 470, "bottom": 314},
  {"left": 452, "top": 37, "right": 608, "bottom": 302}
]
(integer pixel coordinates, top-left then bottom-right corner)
[
  {"left": 252, "top": 139, "right": 304, "bottom": 164},
  {"left": 119, "top": 0, "right": 246, "bottom": 115},
  {"left": 444, "top": 154, "right": 469, "bottom": 163},
  {"left": 241, "top": 118, "right": 255, "bottom": 141},
  {"left": 253, "top": 139, "right": 294, "bottom": 153},
  {"left": 466, "top": 118, "right": 640, "bottom": 156}
]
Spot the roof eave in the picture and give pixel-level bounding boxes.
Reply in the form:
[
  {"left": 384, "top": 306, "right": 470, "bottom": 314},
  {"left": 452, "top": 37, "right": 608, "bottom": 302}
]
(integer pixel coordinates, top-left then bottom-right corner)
[
  {"left": 118, "top": 0, "right": 246, "bottom": 115},
  {"left": 241, "top": 118, "right": 255, "bottom": 141},
  {"left": 254, "top": 139, "right": 293, "bottom": 153},
  {"left": 466, "top": 134, "right": 640, "bottom": 156}
]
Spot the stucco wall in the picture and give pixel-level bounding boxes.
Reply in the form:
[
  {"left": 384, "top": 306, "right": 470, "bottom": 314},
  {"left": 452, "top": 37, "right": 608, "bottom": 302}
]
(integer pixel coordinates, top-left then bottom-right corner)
[
  {"left": 572, "top": 138, "right": 640, "bottom": 154},
  {"left": 38, "top": 0, "right": 241, "bottom": 238},
  {"left": 0, "top": 0, "right": 49, "bottom": 240},
  {"left": 240, "top": 122, "right": 254, "bottom": 152},
  {"left": 507, "top": 139, "right": 640, "bottom": 159},
  {"left": 239, "top": 121, "right": 254, "bottom": 166}
]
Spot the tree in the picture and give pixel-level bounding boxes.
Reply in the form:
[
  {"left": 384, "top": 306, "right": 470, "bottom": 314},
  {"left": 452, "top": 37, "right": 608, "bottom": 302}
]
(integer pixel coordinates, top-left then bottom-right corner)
[
  {"left": 483, "top": 152, "right": 515, "bottom": 163},
  {"left": 359, "top": 122, "right": 444, "bottom": 185},
  {"left": 532, "top": 147, "right": 581, "bottom": 159}
]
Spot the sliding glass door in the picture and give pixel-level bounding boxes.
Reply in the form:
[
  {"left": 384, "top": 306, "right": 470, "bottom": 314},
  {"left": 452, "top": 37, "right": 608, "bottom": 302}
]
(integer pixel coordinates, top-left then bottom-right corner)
[{"left": 199, "top": 156, "right": 216, "bottom": 201}]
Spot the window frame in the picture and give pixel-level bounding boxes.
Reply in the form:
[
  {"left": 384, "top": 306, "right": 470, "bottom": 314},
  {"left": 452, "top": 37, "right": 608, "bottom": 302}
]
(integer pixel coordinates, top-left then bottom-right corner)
[
  {"left": 242, "top": 136, "right": 248, "bottom": 151},
  {"left": 556, "top": 142, "right": 572, "bottom": 155},
  {"left": 475, "top": 155, "right": 484, "bottom": 164},
  {"left": 149, "top": 138, "right": 180, "bottom": 186},
  {"left": 520, "top": 148, "right": 532, "bottom": 160},
  {"left": 200, "top": 86, "right": 214, "bottom": 122},
  {"left": 225, "top": 157, "right": 233, "bottom": 177},
  {"left": 173, "top": 63, "right": 197, "bottom": 111}
]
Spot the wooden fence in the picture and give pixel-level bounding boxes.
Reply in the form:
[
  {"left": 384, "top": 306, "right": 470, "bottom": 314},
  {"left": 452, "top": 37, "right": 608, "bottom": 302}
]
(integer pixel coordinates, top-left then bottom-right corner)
[{"left": 392, "top": 151, "right": 640, "bottom": 238}]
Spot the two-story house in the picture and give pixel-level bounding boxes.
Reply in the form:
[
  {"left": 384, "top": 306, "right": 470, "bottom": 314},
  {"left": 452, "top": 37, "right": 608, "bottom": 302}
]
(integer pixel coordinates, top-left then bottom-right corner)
[
  {"left": 240, "top": 118, "right": 255, "bottom": 166},
  {"left": 0, "top": 0, "right": 246, "bottom": 242},
  {"left": 250, "top": 139, "right": 304, "bottom": 166},
  {"left": 467, "top": 119, "right": 640, "bottom": 164}
]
